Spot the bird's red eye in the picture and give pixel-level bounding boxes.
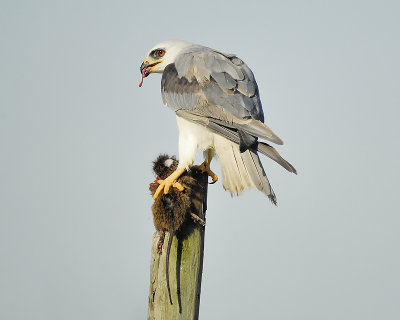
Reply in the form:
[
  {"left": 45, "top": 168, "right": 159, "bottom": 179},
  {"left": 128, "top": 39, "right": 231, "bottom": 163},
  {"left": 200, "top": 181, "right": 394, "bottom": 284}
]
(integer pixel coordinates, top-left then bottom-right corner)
[{"left": 158, "top": 50, "right": 165, "bottom": 57}]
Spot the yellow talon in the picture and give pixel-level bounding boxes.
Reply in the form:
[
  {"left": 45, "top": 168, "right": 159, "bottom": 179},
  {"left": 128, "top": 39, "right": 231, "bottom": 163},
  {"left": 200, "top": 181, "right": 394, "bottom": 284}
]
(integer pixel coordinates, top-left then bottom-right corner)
[
  {"left": 196, "top": 158, "right": 218, "bottom": 184},
  {"left": 153, "top": 168, "right": 186, "bottom": 200},
  {"left": 173, "top": 182, "right": 184, "bottom": 191}
]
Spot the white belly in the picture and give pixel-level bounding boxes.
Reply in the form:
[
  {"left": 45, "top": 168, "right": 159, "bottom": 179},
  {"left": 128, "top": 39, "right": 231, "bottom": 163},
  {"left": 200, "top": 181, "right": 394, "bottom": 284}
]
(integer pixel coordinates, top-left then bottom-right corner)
[{"left": 176, "top": 116, "right": 215, "bottom": 169}]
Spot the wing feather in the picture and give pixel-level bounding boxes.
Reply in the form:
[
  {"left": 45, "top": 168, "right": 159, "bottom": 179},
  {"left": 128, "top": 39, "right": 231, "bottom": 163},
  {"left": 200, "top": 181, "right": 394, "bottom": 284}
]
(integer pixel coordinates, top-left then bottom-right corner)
[
  {"left": 161, "top": 45, "right": 296, "bottom": 173},
  {"left": 175, "top": 110, "right": 296, "bottom": 174},
  {"left": 166, "top": 46, "right": 262, "bottom": 119}
]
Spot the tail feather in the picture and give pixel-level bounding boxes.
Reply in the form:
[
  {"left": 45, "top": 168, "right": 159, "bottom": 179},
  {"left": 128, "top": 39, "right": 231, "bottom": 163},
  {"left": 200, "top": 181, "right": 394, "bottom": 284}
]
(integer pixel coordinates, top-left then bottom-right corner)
[
  {"left": 217, "top": 144, "right": 251, "bottom": 194},
  {"left": 214, "top": 135, "right": 277, "bottom": 204},
  {"left": 242, "top": 149, "right": 277, "bottom": 204},
  {"left": 229, "top": 145, "right": 252, "bottom": 190}
]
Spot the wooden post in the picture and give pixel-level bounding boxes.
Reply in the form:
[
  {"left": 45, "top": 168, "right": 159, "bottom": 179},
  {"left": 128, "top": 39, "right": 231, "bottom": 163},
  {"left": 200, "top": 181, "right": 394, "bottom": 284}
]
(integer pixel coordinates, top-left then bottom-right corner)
[{"left": 147, "top": 170, "right": 208, "bottom": 320}]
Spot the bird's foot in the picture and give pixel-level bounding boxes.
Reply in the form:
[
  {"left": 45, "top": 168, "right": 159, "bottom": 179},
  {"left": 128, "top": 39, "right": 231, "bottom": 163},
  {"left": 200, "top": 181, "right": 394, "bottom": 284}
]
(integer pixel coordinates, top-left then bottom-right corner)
[
  {"left": 153, "top": 168, "right": 186, "bottom": 199},
  {"left": 195, "top": 161, "right": 218, "bottom": 184}
]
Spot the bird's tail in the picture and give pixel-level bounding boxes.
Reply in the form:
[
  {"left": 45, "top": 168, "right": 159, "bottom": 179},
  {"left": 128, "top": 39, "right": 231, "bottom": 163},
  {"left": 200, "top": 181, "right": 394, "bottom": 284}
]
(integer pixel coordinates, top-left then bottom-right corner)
[{"left": 214, "top": 135, "right": 277, "bottom": 204}]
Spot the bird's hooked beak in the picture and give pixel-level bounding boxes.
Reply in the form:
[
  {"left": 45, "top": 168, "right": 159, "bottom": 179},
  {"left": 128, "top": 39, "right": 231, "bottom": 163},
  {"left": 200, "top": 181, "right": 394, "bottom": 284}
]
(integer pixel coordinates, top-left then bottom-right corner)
[
  {"left": 140, "top": 62, "right": 151, "bottom": 77},
  {"left": 139, "top": 60, "right": 161, "bottom": 87}
]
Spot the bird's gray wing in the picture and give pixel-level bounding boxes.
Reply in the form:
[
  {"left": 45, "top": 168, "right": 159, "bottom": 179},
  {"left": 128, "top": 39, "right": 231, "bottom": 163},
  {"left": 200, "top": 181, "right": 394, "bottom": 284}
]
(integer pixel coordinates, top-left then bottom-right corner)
[
  {"left": 175, "top": 109, "right": 296, "bottom": 174},
  {"left": 161, "top": 46, "right": 283, "bottom": 148}
]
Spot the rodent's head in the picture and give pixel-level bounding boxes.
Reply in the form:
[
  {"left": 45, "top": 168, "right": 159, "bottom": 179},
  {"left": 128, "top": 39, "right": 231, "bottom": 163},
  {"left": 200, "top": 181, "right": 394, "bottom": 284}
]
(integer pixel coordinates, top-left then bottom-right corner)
[{"left": 152, "top": 154, "right": 179, "bottom": 180}]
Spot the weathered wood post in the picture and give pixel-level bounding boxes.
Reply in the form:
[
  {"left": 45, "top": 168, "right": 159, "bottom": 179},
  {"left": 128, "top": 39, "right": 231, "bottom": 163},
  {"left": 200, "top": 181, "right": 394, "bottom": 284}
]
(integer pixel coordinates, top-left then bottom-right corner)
[{"left": 147, "top": 169, "right": 208, "bottom": 320}]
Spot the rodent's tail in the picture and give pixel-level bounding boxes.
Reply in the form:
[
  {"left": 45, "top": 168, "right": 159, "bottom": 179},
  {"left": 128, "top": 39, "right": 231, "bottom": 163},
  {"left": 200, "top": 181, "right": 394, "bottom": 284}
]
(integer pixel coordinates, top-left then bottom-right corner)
[{"left": 166, "top": 231, "right": 174, "bottom": 305}]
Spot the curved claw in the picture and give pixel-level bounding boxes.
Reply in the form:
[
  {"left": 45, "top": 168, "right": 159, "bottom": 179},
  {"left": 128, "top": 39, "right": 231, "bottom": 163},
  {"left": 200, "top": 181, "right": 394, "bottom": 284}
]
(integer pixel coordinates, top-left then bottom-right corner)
[
  {"left": 207, "top": 170, "right": 218, "bottom": 184},
  {"left": 173, "top": 182, "right": 184, "bottom": 191}
]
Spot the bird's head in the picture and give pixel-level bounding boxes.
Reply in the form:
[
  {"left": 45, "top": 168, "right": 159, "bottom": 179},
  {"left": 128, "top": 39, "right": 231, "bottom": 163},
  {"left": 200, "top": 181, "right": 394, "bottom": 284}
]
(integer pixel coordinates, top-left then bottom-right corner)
[{"left": 139, "top": 40, "right": 192, "bottom": 87}]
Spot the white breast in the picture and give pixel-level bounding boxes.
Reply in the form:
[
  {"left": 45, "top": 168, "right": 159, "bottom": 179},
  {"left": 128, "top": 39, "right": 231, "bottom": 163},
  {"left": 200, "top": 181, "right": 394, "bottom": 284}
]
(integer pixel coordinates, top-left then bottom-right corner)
[{"left": 176, "top": 116, "right": 215, "bottom": 169}]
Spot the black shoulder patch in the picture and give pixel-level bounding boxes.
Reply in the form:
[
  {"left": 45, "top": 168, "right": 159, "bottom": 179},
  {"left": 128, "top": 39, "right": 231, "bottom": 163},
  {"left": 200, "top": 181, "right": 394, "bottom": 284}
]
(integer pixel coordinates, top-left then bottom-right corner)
[
  {"left": 161, "top": 63, "right": 200, "bottom": 94},
  {"left": 238, "top": 130, "right": 258, "bottom": 153}
]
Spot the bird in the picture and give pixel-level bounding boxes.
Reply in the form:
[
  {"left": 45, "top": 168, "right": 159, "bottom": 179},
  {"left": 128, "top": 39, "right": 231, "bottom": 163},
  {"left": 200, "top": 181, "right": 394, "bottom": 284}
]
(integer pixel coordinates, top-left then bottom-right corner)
[{"left": 140, "top": 40, "right": 296, "bottom": 204}]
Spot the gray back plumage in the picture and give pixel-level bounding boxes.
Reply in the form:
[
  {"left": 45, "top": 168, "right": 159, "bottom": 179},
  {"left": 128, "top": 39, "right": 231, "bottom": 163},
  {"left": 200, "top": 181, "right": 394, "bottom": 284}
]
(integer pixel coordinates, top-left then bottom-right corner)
[{"left": 161, "top": 45, "right": 264, "bottom": 122}]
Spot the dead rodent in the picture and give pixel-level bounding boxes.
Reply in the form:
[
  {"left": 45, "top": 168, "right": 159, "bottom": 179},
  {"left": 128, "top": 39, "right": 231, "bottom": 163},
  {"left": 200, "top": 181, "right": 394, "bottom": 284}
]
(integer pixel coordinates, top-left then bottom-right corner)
[{"left": 149, "top": 154, "right": 205, "bottom": 305}]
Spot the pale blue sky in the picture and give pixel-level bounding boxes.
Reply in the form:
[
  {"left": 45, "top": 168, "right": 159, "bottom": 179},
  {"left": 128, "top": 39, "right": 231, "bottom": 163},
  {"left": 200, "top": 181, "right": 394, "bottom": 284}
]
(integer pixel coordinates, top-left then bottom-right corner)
[{"left": 1, "top": 1, "right": 399, "bottom": 319}]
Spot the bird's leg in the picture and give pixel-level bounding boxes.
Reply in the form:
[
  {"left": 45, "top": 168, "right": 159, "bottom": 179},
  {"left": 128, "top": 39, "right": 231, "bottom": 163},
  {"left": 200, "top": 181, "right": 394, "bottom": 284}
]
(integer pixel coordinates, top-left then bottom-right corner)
[
  {"left": 196, "top": 150, "right": 218, "bottom": 184},
  {"left": 153, "top": 168, "right": 186, "bottom": 200}
]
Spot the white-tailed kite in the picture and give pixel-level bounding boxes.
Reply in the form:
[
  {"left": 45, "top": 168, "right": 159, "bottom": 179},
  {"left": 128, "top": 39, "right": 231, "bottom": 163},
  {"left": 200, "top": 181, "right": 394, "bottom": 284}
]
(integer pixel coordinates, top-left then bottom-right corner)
[{"left": 140, "top": 40, "right": 296, "bottom": 204}]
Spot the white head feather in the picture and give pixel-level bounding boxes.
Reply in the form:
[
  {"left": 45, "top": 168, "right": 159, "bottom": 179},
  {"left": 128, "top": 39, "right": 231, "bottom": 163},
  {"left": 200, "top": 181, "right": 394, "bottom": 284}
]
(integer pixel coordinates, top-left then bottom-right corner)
[{"left": 143, "top": 40, "right": 193, "bottom": 73}]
